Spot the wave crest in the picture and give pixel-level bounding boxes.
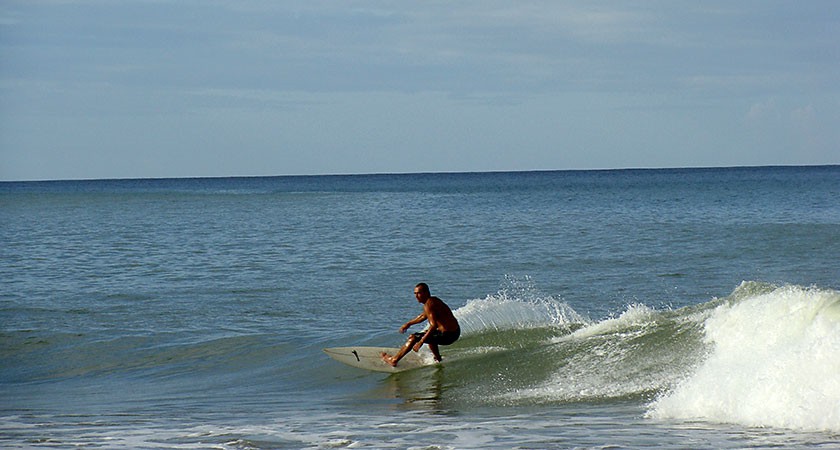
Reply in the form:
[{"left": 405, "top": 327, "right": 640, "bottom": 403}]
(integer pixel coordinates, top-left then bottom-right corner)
[
  {"left": 455, "top": 277, "right": 589, "bottom": 334},
  {"left": 649, "top": 282, "right": 840, "bottom": 432}
]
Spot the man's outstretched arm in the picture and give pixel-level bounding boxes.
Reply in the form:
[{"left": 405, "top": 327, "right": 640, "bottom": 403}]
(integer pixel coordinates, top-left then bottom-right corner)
[{"left": 399, "top": 313, "right": 427, "bottom": 333}]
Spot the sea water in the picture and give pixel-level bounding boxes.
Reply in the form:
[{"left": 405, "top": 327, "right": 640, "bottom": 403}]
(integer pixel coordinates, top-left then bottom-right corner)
[{"left": 1, "top": 167, "right": 839, "bottom": 448}]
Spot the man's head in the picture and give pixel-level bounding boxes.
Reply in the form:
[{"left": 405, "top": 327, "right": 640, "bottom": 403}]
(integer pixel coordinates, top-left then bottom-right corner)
[{"left": 414, "top": 283, "right": 430, "bottom": 302}]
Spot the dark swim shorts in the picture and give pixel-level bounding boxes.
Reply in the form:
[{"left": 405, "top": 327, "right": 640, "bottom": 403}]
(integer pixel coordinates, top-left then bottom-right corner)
[{"left": 412, "top": 328, "right": 460, "bottom": 346}]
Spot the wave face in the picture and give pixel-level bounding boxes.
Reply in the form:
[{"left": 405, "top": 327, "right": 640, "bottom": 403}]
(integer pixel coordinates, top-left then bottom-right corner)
[
  {"left": 649, "top": 282, "right": 840, "bottom": 432},
  {"left": 446, "top": 281, "right": 840, "bottom": 433},
  {"left": 443, "top": 280, "right": 708, "bottom": 406}
]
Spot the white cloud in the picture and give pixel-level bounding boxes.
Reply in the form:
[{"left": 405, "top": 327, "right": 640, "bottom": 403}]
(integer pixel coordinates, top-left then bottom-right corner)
[
  {"left": 746, "top": 99, "right": 780, "bottom": 122},
  {"left": 790, "top": 104, "right": 815, "bottom": 124}
]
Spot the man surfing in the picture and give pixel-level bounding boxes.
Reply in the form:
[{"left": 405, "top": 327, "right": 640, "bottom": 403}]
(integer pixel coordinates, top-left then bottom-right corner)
[{"left": 381, "top": 283, "right": 460, "bottom": 367}]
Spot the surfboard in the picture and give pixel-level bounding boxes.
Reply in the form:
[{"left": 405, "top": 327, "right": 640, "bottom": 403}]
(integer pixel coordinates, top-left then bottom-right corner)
[{"left": 323, "top": 346, "right": 430, "bottom": 373}]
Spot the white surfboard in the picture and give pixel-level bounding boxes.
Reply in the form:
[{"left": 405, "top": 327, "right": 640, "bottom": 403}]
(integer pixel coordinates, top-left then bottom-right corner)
[{"left": 323, "top": 346, "right": 430, "bottom": 373}]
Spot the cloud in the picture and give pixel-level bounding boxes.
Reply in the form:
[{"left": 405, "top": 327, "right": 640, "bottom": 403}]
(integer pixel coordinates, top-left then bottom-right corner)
[
  {"left": 743, "top": 98, "right": 839, "bottom": 164},
  {"left": 790, "top": 104, "right": 815, "bottom": 124},
  {"left": 746, "top": 99, "right": 780, "bottom": 122},
  {"left": 4, "top": 1, "right": 833, "bottom": 97}
]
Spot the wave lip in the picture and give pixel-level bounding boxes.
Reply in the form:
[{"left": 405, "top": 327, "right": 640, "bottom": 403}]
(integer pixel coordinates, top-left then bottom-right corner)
[
  {"left": 649, "top": 282, "right": 840, "bottom": 432},
  {"left": 455, "top": 278, "right": 588, "bottom": 335}
]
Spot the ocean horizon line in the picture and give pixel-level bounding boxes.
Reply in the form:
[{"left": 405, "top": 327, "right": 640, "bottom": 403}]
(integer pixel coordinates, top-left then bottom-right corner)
[{"left": 2, "top": 163, "right": 837, "bottom": 184}]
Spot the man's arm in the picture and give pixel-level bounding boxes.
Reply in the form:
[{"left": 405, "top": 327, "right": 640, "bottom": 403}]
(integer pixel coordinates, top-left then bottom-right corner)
[
  {"left": 400, "top": 312, "right": 427, "bottom": 333},
  {"left": 414, "top": 319, "right": 437, "bottom": 350},
  {"left": 412, "top": 301, "right": 440, "bottom": 349}
]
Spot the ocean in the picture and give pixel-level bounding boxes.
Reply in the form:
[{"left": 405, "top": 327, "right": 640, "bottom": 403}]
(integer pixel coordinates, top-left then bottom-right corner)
[{"left": 1, "top": 166, "right": 838, "bottom": 449}]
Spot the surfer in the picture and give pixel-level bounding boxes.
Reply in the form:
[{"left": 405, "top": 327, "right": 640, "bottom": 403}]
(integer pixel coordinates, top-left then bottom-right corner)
[{"left": 381, "top": 283, "right": 460, "bottom": 366}]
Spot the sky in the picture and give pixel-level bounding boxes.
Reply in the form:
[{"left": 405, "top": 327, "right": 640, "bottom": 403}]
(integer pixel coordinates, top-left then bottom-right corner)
[{"left": 1, "top": 1, "right": 838, "bottom": 181}]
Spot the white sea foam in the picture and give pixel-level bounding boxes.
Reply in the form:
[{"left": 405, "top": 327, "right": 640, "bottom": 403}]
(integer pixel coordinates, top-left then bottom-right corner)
[
  {"left": 570, "top": 303, "right": 658, "bottom": 339},
  {"left": 649, "top": 283, "right": 840, "bottom": 432},
  {"left": 455, "top": 290, "right": 587, "bottom": 334}
]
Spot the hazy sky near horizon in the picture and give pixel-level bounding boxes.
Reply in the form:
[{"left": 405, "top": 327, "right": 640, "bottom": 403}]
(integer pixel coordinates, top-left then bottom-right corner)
[{"left": 2, "top": 1, "right": 838, "bottom": 181}]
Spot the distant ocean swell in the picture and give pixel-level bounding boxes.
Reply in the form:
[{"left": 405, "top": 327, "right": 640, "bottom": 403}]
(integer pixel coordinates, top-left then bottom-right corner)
[
  {"left": 1, "top": 331, "right": 282, "bottom": 384},
  {"left": 448, "top": 280, "right": 840, "bottom": 432}
]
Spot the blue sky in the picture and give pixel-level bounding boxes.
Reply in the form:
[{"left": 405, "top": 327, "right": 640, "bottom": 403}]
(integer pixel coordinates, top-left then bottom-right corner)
[{"left": 1, "top": 1, "right": 838, "bottom": 181}]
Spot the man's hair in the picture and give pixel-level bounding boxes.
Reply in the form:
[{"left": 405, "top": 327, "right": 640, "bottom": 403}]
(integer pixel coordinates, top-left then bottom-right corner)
[{"left": 415, "top": 282, "right": 430, "bottom": 293}]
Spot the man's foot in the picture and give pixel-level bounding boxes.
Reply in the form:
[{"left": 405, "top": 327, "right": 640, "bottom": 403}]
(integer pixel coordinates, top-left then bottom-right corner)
[{"left": 381, "top": 352, "right": 397, "bottom": 367}]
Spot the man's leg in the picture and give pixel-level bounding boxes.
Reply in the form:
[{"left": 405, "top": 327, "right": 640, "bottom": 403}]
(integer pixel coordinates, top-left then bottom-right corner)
[
  {"left": 382, "top": 334, "right": 419, "bottom": 367},
  {"left": 428, "top": 343, "right": 442, "bottom": 362}
]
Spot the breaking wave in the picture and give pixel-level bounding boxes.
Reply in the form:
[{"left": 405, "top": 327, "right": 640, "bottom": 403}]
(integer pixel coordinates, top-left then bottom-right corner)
[
  {"left": 648, "top": 282, "right": 840, "bottom": 432},
  {"left": 446, "top": 281, "right": 840, "bottom": 433}
]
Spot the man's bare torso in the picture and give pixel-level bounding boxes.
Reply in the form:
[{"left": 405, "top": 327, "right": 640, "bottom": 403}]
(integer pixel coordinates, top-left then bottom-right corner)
[{"left": 424, "top": 296, "right": 459, "bottom": 333}]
